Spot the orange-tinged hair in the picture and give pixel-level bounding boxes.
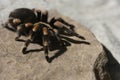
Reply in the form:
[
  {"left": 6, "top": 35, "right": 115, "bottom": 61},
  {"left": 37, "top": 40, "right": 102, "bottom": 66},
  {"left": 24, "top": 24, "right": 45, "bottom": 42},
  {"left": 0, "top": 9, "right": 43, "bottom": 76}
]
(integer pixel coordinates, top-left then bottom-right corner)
[
  {"left": 25, "top": 23, "right": 33, "bottom": 27},
  {"left": 32, "top": 25, "right": 39, "bottom": 32},
  {"left": 54, "top": 21, "right": 63, "bottom": 28},
  {"left": 13, "top": 18, "right": 21, "bottom": 24},
  {"left": 43, "top": 27, "right": 48, "bottom": 35}
]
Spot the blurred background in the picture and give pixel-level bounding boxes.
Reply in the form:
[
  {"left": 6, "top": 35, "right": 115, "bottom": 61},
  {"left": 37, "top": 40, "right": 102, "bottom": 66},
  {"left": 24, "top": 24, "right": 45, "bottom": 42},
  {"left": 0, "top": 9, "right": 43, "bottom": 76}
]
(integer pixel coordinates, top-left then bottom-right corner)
[{"left": 0, "top": 0, "right": 120, "bottom": 63}]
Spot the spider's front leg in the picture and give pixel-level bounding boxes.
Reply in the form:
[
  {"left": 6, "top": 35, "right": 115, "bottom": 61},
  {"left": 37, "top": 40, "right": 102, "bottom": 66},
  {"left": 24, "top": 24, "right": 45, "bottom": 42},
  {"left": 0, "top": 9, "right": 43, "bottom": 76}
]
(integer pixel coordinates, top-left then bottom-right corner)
[
  {"left": 54, "top": 21, "right": 85, "bottom": 40},
  {"left": 15, "top": 24, "right": 24, "bottom": 41},
  {"left": 22, "top": 32, "right": 33, "bottom": 54},
  {"left": 22, "top": 24, "right": 35, "bottom": 54},
  {"left": 42, "top": 27, "right": 50, "bottom": 62},
  {"left": 22, "top": 39, "right": 31, "bottom": 54}
]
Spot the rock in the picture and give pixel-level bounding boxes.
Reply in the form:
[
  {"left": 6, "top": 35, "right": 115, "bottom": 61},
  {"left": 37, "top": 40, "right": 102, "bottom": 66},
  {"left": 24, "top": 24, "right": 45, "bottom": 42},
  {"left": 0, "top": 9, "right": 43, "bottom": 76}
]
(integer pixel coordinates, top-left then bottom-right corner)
[
  {"left": 94, "top": 50, "right": 111, "bottom": 80},
  {"left": 0, "top": 10, "right": 110, "bottom": 80}
]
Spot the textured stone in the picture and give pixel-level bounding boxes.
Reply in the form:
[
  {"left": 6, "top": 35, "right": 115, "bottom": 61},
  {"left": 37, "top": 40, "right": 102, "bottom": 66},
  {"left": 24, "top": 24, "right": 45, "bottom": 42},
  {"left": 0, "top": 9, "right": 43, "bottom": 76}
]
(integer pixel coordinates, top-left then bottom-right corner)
[
  {"left": 0, "top": 10, "right": 110, "bottom": 80},
  {"left": 94, "top": 51, "right": 111, "bottom": 80}
]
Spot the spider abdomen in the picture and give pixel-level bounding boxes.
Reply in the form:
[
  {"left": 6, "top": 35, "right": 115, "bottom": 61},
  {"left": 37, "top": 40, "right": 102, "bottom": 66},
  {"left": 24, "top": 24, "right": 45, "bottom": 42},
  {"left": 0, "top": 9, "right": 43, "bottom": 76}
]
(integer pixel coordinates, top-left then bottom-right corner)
[{"left": 9, "top": 8, "right": 37, "bottom": 23}]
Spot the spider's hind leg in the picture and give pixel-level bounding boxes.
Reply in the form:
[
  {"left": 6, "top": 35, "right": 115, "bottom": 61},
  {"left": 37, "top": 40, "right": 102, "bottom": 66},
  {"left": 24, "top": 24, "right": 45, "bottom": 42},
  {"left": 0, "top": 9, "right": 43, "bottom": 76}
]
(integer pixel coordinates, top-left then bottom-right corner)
[{"left": 22, "top": 27, "right": 34, "bottom": 54}]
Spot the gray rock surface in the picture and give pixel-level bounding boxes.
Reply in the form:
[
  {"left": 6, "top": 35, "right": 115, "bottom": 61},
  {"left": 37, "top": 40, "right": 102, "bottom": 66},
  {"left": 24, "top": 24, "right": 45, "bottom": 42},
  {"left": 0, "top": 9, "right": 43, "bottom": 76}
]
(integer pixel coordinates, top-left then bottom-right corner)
[{"left": 0, "top": 10, "right": 108, "bottom": 80}]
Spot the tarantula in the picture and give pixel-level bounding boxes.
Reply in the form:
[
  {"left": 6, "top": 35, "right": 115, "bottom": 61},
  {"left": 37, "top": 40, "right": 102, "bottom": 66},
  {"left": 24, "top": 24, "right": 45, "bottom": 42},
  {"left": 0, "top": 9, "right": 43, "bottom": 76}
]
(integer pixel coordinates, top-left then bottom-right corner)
[{"left": 2, "top": 8, "right": 85, "bottom": 62}]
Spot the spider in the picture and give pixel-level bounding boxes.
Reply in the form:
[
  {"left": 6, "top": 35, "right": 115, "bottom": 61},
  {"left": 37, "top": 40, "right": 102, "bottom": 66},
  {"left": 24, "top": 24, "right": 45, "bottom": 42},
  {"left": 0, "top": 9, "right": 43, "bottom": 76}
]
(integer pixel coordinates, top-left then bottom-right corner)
[{"left": 2, "top": 8, "right": 85, "bottom": 62}]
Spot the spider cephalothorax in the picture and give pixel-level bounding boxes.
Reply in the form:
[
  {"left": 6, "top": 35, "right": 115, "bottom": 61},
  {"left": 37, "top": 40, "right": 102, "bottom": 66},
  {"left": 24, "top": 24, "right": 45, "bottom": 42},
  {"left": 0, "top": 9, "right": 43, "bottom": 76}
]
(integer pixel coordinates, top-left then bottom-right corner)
[{"left": 3, "top": 8, "right": 85, "bottom": 62}]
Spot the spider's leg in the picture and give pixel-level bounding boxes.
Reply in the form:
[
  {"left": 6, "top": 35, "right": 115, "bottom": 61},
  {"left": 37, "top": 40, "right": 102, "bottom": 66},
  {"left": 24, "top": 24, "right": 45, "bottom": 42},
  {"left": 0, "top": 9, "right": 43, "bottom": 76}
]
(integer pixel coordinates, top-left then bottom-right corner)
[
  {"left": 49, "top": 17, "right": 56, "bottom": 26},
  {"left": 41, "top": 10, "right": 48, "bottom": 22},
  {"left": 22, "top": 23, "right": 34, "bottom": 54},
  {"left": 22, "top": 39, "right": 31, "bottom": 54},
  {"left": 15, "top": 23, "right": 33, "bottom": 41},
  {"left": 32, "top": 8, "right": 42, "bottom": 21},
  {"left": 1, "top": 17, "right": 19, "bottom": 32},
  {"left": 42, "top": 27, "right": 50, "bottom": 62},
  {"left": 54, "top": 17, "right": 75, "bottom": 31},
  {"left": 2, "top": 21, "right": 9, "bottom": 28},
  {"left": 49, "top": 17, "right": 75, "bottom": 32},
  {"left": 54, "top": 21, "right": 85, "bottom": 40},
  {"left": 15, "top": 24, "right": 24, "bottom": 41},
  {"left": 49, "top": 28, "right": 63, "bottom": 46},
  {"left": 22, "top": 31, "right": 33, "bottom": 54}
]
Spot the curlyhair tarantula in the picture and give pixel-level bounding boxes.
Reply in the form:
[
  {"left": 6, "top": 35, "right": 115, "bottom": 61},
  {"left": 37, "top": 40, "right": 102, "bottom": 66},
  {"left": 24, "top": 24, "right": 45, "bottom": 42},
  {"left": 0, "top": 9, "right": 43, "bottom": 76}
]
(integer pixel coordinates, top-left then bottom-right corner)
[{"left": 2, "top": 8, "right": 86, "bottom": 62}]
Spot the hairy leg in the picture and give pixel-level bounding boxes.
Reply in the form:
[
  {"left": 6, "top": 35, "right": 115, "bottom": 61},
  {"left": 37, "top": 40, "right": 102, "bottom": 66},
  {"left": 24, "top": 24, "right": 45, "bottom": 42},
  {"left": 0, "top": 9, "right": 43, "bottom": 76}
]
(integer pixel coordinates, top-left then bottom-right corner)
[
  {"left": 54, "top": 21, "right": 85, "bottom": 40},
  {"left": 32, "top": 8, "right": 42, "bottom": 21},
  {"left": 22, "top": 31, "right": 34, "bottom": 54},
  {"left": 49, "top": 28, "right": 64, "bottom": 46},
  {"left": 15, "top": 24, "right": 25, "bottom": 41},
  {"left": 42, "top": 27, "right": 50, "bottom": 62},
  {"left": 41, "top": 10, "right": 48, "bottom": 22},
  {"left": 2, "top": 18, "right": 17, "bottom": 32}
]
